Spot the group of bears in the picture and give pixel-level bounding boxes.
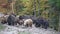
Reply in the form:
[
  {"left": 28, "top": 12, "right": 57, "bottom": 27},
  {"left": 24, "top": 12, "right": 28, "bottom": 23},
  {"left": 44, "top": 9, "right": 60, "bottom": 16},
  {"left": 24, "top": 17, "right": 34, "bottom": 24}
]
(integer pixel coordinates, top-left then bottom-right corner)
[{"left": 0, "top": 14, "right": 49, "bottom": 29}]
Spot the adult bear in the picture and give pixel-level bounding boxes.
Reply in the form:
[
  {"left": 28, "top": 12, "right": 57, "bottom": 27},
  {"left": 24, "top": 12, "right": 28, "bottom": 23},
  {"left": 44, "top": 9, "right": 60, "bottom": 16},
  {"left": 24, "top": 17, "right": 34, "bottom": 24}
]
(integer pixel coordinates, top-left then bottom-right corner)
[
  {"left": 35, "top": 17, "right": 49, "bottom": 29},
  {"left": 7, "top": 14, "right": 17, "bottom": 26}
]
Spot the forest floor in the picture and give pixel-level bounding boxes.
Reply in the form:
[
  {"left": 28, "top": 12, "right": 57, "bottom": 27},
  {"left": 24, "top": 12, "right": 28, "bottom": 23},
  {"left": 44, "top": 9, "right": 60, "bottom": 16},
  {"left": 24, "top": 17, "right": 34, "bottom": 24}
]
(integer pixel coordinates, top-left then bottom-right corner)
[{"left": 0, "top": 24, "right": 60, "bottom": 34}]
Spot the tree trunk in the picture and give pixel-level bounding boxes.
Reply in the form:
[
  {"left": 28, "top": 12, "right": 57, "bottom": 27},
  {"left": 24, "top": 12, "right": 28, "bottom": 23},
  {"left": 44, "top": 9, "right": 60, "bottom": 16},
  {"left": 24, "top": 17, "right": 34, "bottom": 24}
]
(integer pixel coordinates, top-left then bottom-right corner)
[
  {"left": 37, "top": 0, "right": 41, "bottom": 16},
  {"left": 33, "top": 0, "right": 36, "bottom": 17}
]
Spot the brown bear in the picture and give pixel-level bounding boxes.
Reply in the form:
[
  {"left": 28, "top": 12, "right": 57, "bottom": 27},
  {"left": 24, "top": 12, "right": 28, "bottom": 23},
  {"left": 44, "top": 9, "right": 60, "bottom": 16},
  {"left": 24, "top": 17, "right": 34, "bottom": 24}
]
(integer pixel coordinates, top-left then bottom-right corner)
[{"left": 23, "top": 19, "right": 33, "bottom": 27}]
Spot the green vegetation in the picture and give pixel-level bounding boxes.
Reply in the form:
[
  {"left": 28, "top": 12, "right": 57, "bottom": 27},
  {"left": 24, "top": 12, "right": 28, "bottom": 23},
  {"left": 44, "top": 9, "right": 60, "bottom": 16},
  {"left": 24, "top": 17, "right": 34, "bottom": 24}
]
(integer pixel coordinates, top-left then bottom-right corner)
[
  {"left": 14, "top": 0, "right": 60, "bottom": 31},
  {"left": 0, "top": 0, "right": 60, "bottom": 31}
]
